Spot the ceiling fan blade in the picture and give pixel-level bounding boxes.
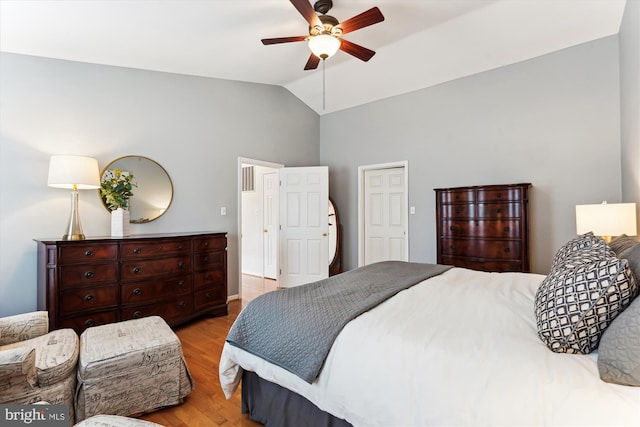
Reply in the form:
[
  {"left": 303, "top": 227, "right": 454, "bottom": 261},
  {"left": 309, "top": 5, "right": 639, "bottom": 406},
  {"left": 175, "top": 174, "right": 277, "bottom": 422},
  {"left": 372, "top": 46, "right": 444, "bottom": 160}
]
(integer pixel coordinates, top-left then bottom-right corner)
[
  {"left": 338, "top": 7, "right": 385, "bottom": 34},
  {"left": 290, "top": 0, "right": 322, "bottom": 28},
  {"left": 262, "top": 36, "right": 307, "bottom": 45},
  {"left": 339, "top": 39, "right": 376, "bottom": 62},
  {"left": 304, "top": 54, "right": 321, "bottom": 70}
]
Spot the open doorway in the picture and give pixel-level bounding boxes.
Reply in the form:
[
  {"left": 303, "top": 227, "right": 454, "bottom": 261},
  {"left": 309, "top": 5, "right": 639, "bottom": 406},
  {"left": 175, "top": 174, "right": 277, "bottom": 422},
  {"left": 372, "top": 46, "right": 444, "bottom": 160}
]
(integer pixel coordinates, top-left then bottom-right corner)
[{"left": 238, "top": 157, "right": 282, "bottom": 306}]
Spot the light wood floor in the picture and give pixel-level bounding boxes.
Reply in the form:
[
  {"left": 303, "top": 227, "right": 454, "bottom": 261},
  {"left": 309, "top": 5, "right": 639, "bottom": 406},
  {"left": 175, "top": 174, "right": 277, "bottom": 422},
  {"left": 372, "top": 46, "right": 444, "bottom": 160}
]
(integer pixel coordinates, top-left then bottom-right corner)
[{"left": 139, "top": 276, "right": 276, "bottom": 426}]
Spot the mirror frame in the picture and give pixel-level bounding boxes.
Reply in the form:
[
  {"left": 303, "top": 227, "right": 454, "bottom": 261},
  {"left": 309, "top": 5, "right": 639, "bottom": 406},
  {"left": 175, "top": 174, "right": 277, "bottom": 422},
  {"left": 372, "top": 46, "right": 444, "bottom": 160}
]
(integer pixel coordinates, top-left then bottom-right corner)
[{"left": 99, "top": 155, "right": 173, "bottom": 223}]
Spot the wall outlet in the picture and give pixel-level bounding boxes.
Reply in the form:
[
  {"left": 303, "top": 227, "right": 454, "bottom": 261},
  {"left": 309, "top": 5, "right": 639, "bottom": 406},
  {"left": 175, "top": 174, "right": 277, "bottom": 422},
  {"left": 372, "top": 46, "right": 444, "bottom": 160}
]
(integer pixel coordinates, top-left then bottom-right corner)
[
  {"left": 410, "top": 206, "right": 416, "bottom": 214},
  {"left": 220, "top": 206, "right": 227, "bottom": 216}
]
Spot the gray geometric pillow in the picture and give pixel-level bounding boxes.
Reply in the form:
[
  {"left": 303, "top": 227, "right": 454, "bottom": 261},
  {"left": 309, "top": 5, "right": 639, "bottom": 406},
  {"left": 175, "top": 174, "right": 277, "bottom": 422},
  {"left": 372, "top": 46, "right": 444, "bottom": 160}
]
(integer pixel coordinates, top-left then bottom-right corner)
[
  {"left": 609, "top": 234, "right": 640, "bottom": 256},
  {"left": 535, "top": 256, "right": 638, "bottom": 354},
  {"left": 598, "top": 295, "right": 640, "bottom": 385},
  {"left": 618, "top": 243, "right": 640, "bottom": 285}
]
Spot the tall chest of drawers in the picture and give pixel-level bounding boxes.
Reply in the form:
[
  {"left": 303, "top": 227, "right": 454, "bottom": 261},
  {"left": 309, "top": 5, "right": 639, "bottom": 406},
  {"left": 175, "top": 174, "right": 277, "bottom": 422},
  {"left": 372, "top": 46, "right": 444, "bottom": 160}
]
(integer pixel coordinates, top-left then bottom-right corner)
[
  {"left": 435, "top": 184, "right": 531, "bottom": 272},
  {"left": 36, "top": 232, "right": 227, "bottom": 334}
]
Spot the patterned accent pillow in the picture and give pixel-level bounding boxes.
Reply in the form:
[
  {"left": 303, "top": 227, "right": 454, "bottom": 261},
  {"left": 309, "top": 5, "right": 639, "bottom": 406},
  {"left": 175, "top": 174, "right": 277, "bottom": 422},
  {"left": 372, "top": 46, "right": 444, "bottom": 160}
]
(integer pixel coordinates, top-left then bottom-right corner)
[
  {"left": 535, "top": 254, "right": 638, "bottom": 354},
  {"left": 551, "top": 232, "right": 600, "bottom": 269}
]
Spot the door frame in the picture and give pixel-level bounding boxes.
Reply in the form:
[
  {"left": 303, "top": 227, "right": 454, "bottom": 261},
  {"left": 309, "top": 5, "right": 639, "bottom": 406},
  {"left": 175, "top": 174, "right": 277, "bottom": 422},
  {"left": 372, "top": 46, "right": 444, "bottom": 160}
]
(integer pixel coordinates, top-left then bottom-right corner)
[
  {"left": 237, "top": 157, "right": 283, "bottom": 300},
  {"left": 357, "top": 161, "right": 409, "bottom": 267}
]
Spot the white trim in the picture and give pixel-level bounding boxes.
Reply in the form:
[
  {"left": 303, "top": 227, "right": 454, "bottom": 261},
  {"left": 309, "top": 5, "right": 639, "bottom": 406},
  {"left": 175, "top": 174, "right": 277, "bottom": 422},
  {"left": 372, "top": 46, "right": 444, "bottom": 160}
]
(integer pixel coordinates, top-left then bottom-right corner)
[
  {"left": 237, "top": 157, "right": 284, "bottom": 301},
  {"left": 357, "top": 161, "right": 409, "bottom": 267}
]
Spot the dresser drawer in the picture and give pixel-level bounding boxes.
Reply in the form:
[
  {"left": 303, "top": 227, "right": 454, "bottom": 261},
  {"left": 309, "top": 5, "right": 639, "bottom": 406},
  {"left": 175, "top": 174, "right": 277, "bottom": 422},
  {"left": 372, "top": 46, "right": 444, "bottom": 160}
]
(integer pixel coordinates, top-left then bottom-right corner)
[
  {"left": 438, "top": 189, "right": 475, "bottom": 204},
  {"left": 441, "top": 219, "right": 521, "bottom": 238},
  {"left": 194, "top": 270, "right": 225, "bottom": 290},
  {"left": 193, "top": 235, "right": 226, "bottom": 252},
  {"left": 194, "top": 251, "right": 224, "bottom": 270},
  {"left": 60, "top": 285, "right": 118, "bottom": 314},
  {"left": 121, "top": 274, "right": 192, "bottom": 304},
  {"left": 477, "top": 187, "right": 522, "bottom": 202},
  {"left": 121, "top": 298, "right": 193, "bottom": 323},
  {"left": 120, "top": 238, "right": 190, "bottom": 260},
  {"left": 477, "top": 202, "right": 521, "bottom": 218},
  {"left": 60, "top": 310, "right": 118, "bottom": 334},
  {"left": 121, "top": 256, "right": 192, "bottom": 280},
  {"left": 440, "top": 204, "right": 475, "bottom": 219},
  {"left": 440, "top": 256, "right": 523, "bottom": 273},
  {"left": 441, "top": 239, "right": 521, "bottom": 260},
  {"left": 194, "top": 286, "right": 226, "bottom": 310},
  {"left": 58, "top": 243, "right": 118, "bottom": 264},
  {"left": 59, "top": 264, "right": 118, "bottom": 288}
]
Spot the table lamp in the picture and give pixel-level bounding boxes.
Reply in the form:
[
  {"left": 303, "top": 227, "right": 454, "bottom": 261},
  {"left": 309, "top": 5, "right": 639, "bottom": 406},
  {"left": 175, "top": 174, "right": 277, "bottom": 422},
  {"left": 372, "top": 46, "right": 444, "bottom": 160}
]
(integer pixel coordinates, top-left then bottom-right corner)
[
  {"left": 48, "top": 155, "right": 100, "bottom": 240},
  {"left": 575, "top": 202, "right": 637, "bottom": 243}
]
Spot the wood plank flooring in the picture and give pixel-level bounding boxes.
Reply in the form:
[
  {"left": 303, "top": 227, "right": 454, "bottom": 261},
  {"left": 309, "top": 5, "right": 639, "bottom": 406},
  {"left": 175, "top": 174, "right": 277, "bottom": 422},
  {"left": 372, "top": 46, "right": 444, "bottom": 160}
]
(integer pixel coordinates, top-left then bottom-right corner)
[{"left": 139, "top": 298, "right": 262, "bottom": 426}]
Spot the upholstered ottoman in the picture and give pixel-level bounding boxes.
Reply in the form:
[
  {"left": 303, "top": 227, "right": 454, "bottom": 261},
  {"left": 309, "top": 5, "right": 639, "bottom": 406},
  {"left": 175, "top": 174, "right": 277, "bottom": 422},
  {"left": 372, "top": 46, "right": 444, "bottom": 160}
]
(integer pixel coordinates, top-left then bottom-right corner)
[{"left": 75, "top": 316, "right": 193, "bottom": 422}]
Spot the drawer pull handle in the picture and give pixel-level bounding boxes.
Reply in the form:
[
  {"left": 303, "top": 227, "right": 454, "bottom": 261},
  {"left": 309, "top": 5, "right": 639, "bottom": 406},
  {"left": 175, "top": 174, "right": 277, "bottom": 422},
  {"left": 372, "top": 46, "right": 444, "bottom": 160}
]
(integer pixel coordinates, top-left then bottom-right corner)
[
  {"left": 205, "top": 274, "right": 212, "bottom": 281},
  {"left": 204, "top": 241, "right": 209, "bottom": 247},
  {"left": 449, "top": 245, "right": 456, "bottom": 250},
  {"left": 179, "top": 244, "right": 184, "bottom": 250},
  {"left": 133, "top": 267, "right": 141, "bottom": 274},
  {"left": 85, "top": 319, "right": 95, "bottom": 327},
  {"left": 496, "top": 192, "right": 502, "bottom": 198},
  {"left": 84, "top": 294, "right": 94, "bottom": 302},
  {"left": 133, "top": 248, "right": 141, "bottom": 254},
  {"left": 84, "top": 271, "right": 94, "bottom": 279},
  {"left": 178, "top": 280, "right": 185, "bottom": 288},
  {"left": 178, "top": 261, "right": 185, "bottom": 269},
  {"left": 496, "top": 208, "right": 502, "bottom": 213},
  {"left": 133, "top": 311, "right": 142, "bottom": 319},
  {"left": 455, "top": 208, "right": 461, "bottom": 214},
  {"left": 206, "top": 292, "right": 212, "bottom": 299},
  {"left": 449, "top": 226, "right": 455, "bottom": 231},
  {"left": 179, "top": 301, "right": 186, "bottom": 308},
  {"left": 84, "top": 250, "right": 93, "bottom": 257},
  {"left": 133, "top": 288, "right": 142, "bottom": 296},
  {"left": 204, "top": 256, "right": 210, "bottom": 263},
  {"left": 504, "top": 226, "right": 510, "bottom": 232},
  {"left": 504, "top": 247, "right": 511, "bottom": 253}
]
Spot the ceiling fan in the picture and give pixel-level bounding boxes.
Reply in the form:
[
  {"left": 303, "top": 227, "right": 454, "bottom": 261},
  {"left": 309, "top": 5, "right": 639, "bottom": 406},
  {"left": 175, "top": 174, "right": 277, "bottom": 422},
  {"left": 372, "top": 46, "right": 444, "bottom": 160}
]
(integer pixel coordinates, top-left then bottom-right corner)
[{"left": 261, "top": 0, "right": 385, "bottom": 70}]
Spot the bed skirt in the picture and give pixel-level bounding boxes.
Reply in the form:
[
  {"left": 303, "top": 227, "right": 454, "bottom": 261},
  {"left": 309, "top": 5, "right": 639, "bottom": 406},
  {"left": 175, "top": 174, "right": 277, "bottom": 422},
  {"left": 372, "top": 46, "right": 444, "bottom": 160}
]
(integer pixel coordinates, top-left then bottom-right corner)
[{"left": 241, "top": 371, "right": 352, "bottom": 427}]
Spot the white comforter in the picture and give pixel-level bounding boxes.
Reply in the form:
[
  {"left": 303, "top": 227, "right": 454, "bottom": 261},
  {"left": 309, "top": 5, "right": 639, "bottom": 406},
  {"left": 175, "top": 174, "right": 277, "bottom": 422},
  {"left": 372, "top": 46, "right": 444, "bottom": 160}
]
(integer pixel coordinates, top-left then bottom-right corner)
[{"left": 220, "top": 267, "right": 640, "bottom": 426}]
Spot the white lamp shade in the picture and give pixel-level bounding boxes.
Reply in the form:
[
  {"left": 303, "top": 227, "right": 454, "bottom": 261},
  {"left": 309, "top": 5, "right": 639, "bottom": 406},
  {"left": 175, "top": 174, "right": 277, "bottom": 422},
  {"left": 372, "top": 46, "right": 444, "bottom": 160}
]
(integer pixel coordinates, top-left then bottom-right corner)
[
  {"left": 48, "top": 155, "right": 100, "bottom": 189},
  {"left": 576, "top": 202, "right": 637, "bottom": 237},
  {"left": 308, "top": 34, "right": 341, "bottom": 59}
]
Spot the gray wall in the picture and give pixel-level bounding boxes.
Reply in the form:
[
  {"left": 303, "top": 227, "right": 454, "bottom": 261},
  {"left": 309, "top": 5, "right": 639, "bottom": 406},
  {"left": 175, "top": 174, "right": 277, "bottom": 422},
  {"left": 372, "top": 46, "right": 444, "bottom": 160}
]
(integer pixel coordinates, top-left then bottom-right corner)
[
  {"left": 620, "top": 0, "right": 640, "bottom": 214},
  {"left": 320, "top": 36, "right": 623, "bottom": 275},
  {"left": 0, "top": 53, "right": 320, "bottom": 316}
]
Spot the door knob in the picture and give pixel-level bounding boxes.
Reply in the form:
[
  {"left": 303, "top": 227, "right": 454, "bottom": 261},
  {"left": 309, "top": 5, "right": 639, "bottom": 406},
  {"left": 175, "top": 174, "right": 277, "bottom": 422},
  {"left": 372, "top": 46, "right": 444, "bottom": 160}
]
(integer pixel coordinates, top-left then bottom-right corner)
[
  {"left": 322, "top": 232, "right": 328, "bottom": 236},
  {"left": 264, "top": 229, "right": 268, "bottom": 233}
]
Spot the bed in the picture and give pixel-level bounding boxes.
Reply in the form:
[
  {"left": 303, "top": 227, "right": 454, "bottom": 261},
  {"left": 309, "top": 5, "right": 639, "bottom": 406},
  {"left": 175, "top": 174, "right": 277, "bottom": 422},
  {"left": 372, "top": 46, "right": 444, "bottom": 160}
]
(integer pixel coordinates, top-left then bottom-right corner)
[{"left": 220, "top": 234, "right": 640, "bottom": 426}]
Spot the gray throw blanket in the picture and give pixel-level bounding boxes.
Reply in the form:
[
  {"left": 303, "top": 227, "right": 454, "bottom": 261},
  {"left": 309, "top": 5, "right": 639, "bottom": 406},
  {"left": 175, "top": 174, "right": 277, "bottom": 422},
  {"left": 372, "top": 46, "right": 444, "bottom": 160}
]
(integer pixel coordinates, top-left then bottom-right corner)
[{"left": 226, "top": 261, "right": 451, "bottom": 383}]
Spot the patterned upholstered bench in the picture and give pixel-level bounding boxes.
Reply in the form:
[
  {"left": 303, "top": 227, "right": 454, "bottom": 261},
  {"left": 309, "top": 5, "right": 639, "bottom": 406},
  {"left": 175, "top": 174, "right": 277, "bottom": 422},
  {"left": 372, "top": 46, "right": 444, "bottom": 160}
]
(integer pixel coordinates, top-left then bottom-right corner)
[
  {"left": 74, "top": 414, "right": 164, "bottom": 426},
  {"left": 75, "top": 316, "right": 193, "bottom": 422}
]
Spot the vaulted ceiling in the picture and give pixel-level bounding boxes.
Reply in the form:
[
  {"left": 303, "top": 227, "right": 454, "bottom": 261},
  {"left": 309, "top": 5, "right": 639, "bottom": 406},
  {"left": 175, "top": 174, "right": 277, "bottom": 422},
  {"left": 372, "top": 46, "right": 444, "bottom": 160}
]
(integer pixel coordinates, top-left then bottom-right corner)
[{"left": 0, "top": 0, "right": 627, "bottom": 115}]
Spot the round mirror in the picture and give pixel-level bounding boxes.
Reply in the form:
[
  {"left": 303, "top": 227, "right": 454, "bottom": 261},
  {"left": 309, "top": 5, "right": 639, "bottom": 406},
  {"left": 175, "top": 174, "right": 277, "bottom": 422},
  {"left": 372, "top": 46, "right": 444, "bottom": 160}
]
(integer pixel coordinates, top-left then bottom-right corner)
[{"left": 100, "top": 156, "right": 173, "bottom": 223}]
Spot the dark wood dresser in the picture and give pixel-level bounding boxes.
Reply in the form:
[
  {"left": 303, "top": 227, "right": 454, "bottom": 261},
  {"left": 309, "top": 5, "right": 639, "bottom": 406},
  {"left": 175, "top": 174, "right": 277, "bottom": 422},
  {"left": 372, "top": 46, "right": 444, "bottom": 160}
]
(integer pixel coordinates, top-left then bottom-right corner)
[
  {"left": 435, "top": 183, "right": 531, "bottom": 272},
  {"left": 35, "top": 232, "right": 227, "bottom": 334}
]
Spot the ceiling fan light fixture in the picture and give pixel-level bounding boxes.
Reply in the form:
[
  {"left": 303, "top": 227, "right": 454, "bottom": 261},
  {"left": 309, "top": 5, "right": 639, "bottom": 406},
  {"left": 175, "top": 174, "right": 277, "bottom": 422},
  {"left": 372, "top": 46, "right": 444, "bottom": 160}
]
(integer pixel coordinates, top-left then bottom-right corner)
[{"left": 308, "top": 34, "right": 341, "bottom": 59}]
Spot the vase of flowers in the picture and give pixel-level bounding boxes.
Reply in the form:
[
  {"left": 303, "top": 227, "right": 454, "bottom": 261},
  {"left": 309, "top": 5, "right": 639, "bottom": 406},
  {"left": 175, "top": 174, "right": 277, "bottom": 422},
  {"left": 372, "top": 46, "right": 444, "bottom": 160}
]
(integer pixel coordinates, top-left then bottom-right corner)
[{"left": 100, "top": 168, "right": 137, "bottom": 237}]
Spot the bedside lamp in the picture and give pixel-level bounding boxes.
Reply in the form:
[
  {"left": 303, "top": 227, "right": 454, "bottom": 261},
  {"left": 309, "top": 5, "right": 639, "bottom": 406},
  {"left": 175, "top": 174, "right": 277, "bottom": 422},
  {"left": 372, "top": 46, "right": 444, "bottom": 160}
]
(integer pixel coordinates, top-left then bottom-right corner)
[
  {"left": 48, "top": 155, "right": 100, "bottom": 240},
  {"left": 575, "top": 202, "right": 637, "bottom": 243}
]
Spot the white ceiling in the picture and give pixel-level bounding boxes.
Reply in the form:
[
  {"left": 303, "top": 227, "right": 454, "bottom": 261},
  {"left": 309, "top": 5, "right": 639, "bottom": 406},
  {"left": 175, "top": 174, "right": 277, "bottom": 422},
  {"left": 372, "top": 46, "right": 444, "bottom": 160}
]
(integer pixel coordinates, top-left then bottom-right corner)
[{"left": 0, "top": 0, "right": 627, "bottom": 115}]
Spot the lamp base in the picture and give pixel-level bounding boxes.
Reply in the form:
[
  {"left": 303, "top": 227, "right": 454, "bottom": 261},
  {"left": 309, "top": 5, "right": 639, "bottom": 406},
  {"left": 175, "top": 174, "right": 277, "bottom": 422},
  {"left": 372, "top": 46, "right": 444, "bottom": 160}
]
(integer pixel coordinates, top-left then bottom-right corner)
[
  {"left": 63, "top": 233, "right": 86, "bottom": 241},
  {"left": 63, "top": 189, "right": 86, "bottom": 240}
]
